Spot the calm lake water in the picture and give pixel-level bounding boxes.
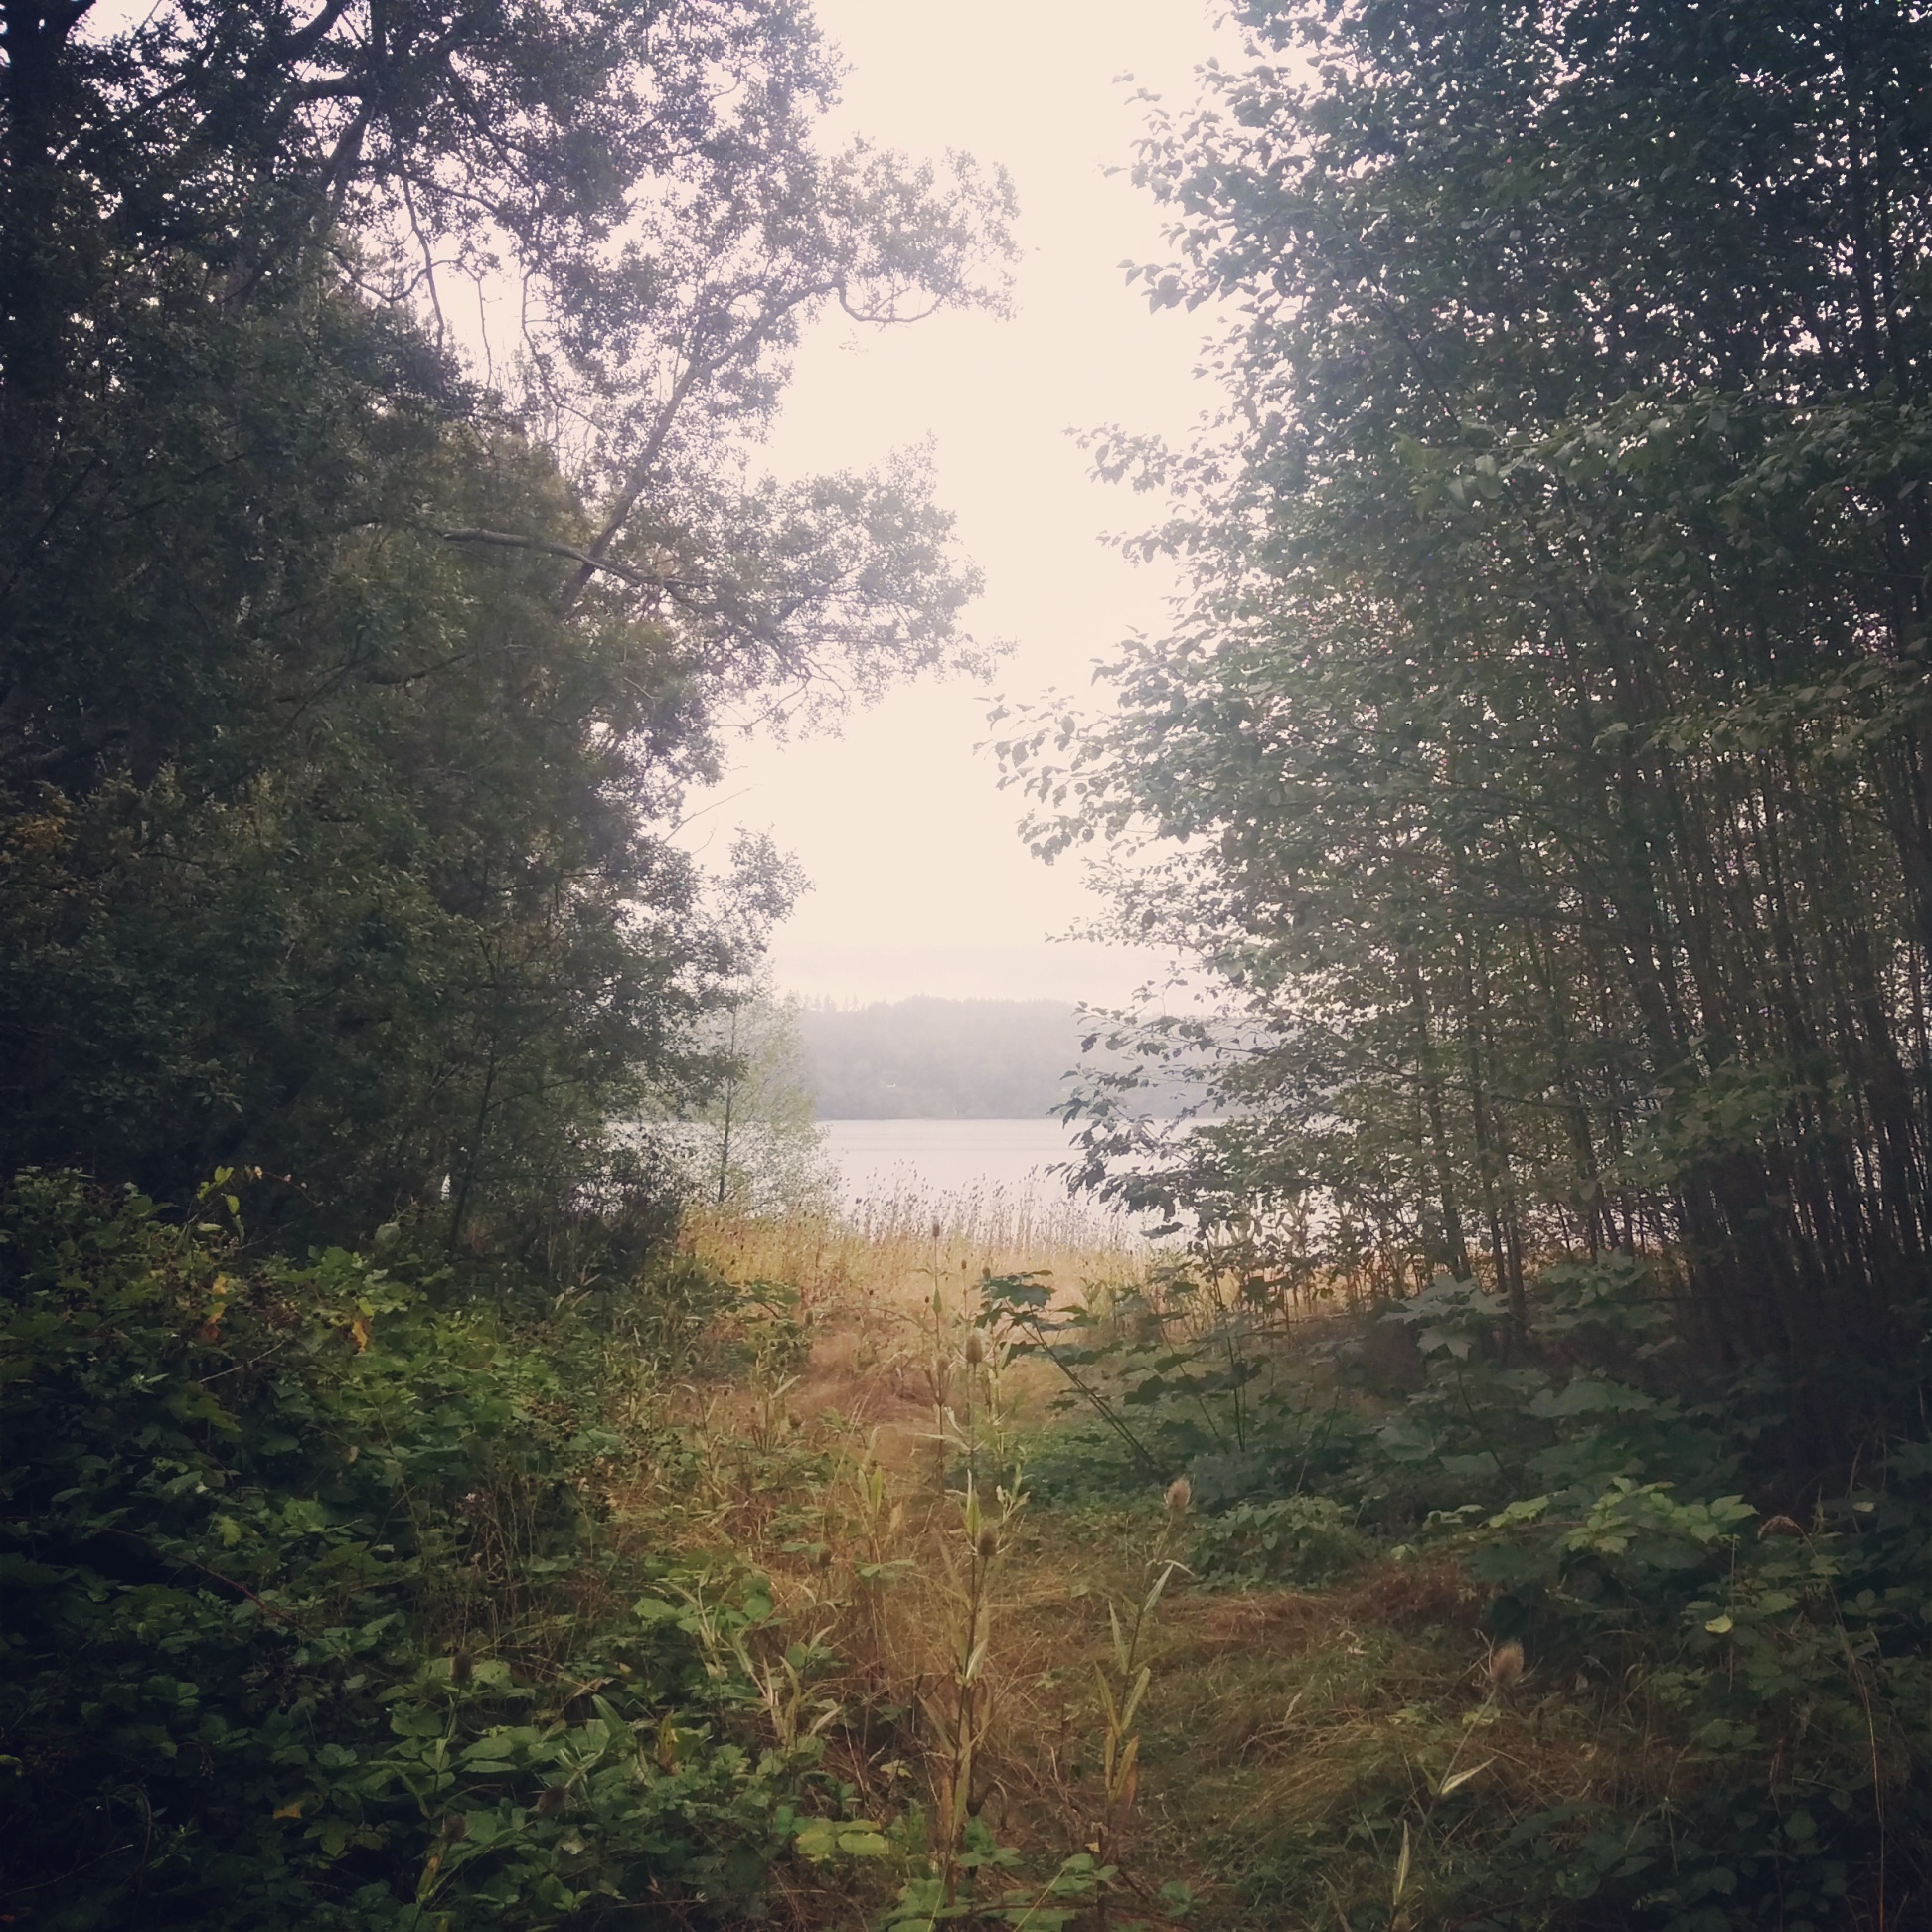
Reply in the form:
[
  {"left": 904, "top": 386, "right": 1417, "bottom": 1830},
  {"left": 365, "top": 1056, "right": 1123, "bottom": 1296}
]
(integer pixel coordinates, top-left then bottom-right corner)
[{"left": 817, "top": 1117, "right": 1080, "bottom": 1207}]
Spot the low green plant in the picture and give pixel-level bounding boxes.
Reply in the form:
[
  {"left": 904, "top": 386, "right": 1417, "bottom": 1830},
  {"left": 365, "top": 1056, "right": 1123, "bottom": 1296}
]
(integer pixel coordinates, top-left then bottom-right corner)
[
  {"left": 979, "top": 1267, "right": 1363, "bottom": 1508},
  {"left": 0, "top": 1171, "right": 871, "bottom": 1927},
  {"left": 1190, "top": 1494, "right": 1363, "bottom": 1588},
  {"left": 985, "top": 1246, "right": 1932, "bottom": 1930}
]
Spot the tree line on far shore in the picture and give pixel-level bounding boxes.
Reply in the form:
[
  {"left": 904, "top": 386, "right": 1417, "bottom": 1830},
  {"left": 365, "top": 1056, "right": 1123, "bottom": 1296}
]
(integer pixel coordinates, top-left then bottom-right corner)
[{"left": 798, "top": 997, "right": 1082, "bottom": 1119}]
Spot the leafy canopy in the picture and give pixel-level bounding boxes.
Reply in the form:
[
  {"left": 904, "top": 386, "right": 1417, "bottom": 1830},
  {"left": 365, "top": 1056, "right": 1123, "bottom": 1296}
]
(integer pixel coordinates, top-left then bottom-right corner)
[
  {"left": 1000, "top": 0, "right": 1932, "bottom": 1437},
  {"left": 1, "top": 0, "right": 1012, "bottom": 1242}
]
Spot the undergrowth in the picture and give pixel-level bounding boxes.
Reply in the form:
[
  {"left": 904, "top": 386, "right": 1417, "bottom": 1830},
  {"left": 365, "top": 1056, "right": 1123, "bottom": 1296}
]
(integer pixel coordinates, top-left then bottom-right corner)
[
  {"left": 5, "top": 1173, "right": 1930, "bottom": 1930},
  {"left": 972, "top": 1259, "right": 1932, "bottom": 1931},
  {"left": 0, "top": 1172, "right": 860, "bottom": 1927}
]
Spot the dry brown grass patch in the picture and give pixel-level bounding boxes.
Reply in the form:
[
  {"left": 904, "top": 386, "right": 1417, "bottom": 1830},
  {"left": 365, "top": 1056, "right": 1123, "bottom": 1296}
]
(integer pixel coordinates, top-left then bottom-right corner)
[
  {"left": 1337, "top": 1554, "right": 1486, "bottom": 1631},
  {"left": 620, "top": 1207, "right": 1762, "bottom": 1928},
  {"left": 1166, "top": 1587, "right": 1334, "bottom": 1656}
]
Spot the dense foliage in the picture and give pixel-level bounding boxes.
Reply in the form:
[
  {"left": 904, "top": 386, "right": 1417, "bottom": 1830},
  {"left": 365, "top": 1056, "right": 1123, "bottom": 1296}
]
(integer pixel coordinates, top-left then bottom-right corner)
[
  {"left": 0, "top": 3, "right": 1015, "bottom": 1917},
  {"left": 0, "top": 1171, "right": 859, "bottom": 1927},
  {"left": 999, "top": 0, "right": 1932, "bottom": 1455},
  {"left": 983, "top": 19, "right": 1932, "bottom": 1908},
  {"left": 11, "top": 2, "right": 1932, "bottom": 1927},
  {"left": 1, "top": 0, "right": 1009, "bottom": 1242},
  {"left": 986, "top": 1252, "right": 1932, "bottom": 1928}
]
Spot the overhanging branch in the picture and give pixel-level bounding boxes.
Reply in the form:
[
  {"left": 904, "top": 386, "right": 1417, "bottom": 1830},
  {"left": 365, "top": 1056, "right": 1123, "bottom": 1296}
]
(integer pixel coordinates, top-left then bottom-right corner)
[{"left": 439, "top": 527, "right": 650, "bottom": 587}]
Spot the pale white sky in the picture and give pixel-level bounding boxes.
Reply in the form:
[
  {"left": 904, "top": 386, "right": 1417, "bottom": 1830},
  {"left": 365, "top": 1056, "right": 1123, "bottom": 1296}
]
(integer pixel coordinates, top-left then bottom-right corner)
[{"left": 683, "top": 0, "right": 1231, "bottom": 1007}]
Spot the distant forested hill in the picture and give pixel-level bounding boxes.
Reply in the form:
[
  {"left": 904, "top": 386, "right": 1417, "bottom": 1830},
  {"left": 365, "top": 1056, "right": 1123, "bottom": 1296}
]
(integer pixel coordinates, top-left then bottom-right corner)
[{"left": 799, "top": 998, "right": 1082, "bottom": 1118}]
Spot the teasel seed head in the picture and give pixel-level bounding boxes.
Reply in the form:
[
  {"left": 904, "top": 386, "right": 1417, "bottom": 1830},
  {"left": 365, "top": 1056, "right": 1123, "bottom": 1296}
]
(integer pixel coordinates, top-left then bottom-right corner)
[
  {"left": 1164, "top": 1476, "right": 1192, "bottom": 1517},
  {"left": 963, "top": 1329, "right": 986, "bottom": 1367},
  {"left": 1488, "top": 1639, "right": 1525, "bottom": 1690}
]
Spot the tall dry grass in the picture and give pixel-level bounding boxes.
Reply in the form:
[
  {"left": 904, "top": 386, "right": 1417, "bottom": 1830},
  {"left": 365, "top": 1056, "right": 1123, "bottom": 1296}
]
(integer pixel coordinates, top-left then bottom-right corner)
[
  {"left": 684, "top": 1178, "right": 1148, "bottom": 1311},
  {"left": 629, "top": 1208, "right": 1164, "bottom": 1912},
  {"left": 678, "top": 1185, "right": 1149, "bottom": 1487},
  {"left": 637, "top": 1197, "right": 1736, "bottom": 1932}
]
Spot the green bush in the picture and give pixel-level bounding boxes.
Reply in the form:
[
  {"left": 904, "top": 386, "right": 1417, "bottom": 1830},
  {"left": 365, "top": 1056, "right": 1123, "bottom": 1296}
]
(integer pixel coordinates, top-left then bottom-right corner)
[
  {"left": 0, "top": 1172, "right": 851, "bottom": 1928},
  {"left": 1191, "top": 1495, "right": 1364, "bottom": 1587},
  {"left": 992, "top": 1253, "right": 1932, "bottom": 1929}
]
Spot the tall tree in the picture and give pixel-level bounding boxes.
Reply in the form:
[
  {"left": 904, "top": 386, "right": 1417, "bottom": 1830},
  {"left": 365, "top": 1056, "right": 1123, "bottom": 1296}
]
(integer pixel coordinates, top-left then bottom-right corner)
[
  {"left": 1, "top": 1, "right": 1011, "bottom": 1239},
  {"left": 1001, "top": 0, "right": 1932, "bottom": 1444}
]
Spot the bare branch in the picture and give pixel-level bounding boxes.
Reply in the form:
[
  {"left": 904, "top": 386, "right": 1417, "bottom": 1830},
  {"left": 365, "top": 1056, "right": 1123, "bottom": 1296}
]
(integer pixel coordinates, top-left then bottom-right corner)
[{"left": 439, "top": 527, "right": 652, "bottom": 587}]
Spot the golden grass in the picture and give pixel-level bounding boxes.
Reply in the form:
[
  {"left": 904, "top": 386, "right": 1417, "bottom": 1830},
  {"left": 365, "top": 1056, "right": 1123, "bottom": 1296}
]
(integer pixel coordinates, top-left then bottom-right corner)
[
  {"left": 684, "top": 1184, "right": 1146, "bottom": 1306},
  {"left": 681, "top": 1190, "right": 1147, "bottom": 1470},
  {"left": 619, "top": 1206, "right": 1797, "bottom": 1931}
]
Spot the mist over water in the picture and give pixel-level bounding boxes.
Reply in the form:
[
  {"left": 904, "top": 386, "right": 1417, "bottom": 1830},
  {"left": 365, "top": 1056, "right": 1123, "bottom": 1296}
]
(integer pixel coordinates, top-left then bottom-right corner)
[
  {"left": 817, "top": 1117, "right": 1079, "bottom": 1204},
  {"left": 814, "top": 1115, "right": 1185, "bottom": 1251}
]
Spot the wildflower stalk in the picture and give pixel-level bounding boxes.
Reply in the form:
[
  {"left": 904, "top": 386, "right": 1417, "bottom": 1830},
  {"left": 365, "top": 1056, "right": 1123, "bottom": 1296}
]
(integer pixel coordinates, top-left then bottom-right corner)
[
  {"left": 925, "top": 1469, "right": 1027, "bottom": 1909},
  {"left": 1089, "top": 1556, "right": 1179, "bottom": 1927}
]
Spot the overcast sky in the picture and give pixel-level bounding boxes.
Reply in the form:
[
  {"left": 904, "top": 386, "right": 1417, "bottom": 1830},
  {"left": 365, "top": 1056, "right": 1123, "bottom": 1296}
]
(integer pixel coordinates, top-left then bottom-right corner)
[{"left": 681, "top": 0, "right": 1231, "bottom": 1008}]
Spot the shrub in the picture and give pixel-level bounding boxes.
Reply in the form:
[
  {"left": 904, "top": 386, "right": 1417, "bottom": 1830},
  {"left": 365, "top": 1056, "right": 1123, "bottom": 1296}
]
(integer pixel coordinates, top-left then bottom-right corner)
[
  {"left": 0, "top": 1172, "right": 850, "bottom": 1928},
  {"left": 1191, "top": 1495, "right": 1364, "bottom": 1588}
]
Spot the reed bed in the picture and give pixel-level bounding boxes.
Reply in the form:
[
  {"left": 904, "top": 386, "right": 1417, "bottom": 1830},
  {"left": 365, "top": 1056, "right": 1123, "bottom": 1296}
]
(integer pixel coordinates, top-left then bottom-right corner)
[{"left": 683, "top": 1177, "right": 1149, "bottom": 1315}]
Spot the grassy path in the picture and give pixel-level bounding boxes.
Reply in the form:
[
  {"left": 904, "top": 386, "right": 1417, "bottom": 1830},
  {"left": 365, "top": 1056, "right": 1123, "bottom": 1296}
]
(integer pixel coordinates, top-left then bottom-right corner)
[{"left": 660, "top": 1208, "right": 1672, "bottom": 1931}]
